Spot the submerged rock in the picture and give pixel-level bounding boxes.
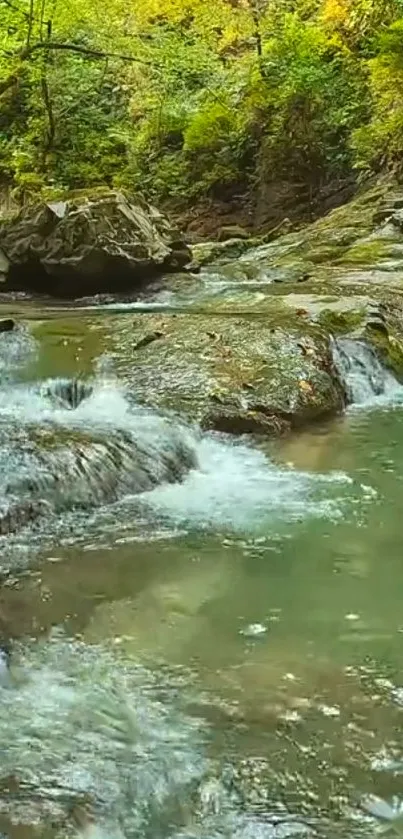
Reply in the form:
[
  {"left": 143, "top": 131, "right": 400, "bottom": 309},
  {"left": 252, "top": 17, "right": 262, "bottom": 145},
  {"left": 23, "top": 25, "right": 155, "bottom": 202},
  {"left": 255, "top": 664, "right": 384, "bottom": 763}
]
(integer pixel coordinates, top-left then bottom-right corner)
[
  {"left": 0, "top": 498, "right": 51, "bottom": 536},
  {"left": 0, "top": 319, "right": 14, "bottom": 333},
  {"left": 0, "top": 190, "right": 190, "bottom": 297}
]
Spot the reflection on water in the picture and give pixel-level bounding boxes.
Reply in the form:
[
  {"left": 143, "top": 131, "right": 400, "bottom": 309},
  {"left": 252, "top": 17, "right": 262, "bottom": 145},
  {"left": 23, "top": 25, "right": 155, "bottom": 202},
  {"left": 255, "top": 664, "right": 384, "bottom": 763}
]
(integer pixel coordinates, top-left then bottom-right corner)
[{"left": 2, "top": 314, "right": 403, "bottom": 837}]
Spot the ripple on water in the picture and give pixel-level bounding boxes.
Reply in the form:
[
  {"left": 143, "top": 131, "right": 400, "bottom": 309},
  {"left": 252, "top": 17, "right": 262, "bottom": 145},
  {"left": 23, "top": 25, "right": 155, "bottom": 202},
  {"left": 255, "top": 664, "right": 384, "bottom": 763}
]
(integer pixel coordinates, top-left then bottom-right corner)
[
  {"left": 0, "top": 634, "right": 206, "bottom": 835},
  {"left": 0, "top": 633, "right": 379, "bottom": 839}
]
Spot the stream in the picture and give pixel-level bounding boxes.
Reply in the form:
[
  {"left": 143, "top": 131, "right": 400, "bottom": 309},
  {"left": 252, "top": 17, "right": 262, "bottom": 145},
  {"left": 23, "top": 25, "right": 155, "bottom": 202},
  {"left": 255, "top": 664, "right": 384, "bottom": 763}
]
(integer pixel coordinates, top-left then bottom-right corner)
[{"left": 1, "top": 288, "right": 403, "bottom": 839}]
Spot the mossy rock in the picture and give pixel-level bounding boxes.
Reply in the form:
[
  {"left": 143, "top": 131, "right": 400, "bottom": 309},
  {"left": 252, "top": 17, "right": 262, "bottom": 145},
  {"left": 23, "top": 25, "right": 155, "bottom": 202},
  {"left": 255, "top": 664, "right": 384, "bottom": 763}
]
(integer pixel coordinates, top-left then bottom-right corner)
[
  {"left": 365, "top": 326, "right": 403, "bottom": 378},
  {"left": 110, "top": 311, "right": 346, "bottom": 435},
  {"left": 191, "top": 237, "right": 260, "bottom": 266},
  {"left": 337, "top": 239, "right": 395, "bottom": 266},
  {"left": 318, "top": 308, "right": 366, "bottom": 335}
]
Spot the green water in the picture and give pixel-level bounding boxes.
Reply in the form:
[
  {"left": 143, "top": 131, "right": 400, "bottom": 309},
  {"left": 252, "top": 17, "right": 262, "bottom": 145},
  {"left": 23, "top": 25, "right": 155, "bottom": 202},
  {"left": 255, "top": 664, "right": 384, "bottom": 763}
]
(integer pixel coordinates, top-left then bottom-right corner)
[{"left": 1, "top": 309, "right": 403, "bottom": 838}]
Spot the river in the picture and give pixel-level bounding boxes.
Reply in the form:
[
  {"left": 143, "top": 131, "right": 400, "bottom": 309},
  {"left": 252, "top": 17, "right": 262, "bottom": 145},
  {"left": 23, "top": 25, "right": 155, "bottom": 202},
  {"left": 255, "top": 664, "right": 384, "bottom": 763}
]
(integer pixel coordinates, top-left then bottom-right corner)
[{"left": 0, "top": 292, "right": 403, "bottom": 839}]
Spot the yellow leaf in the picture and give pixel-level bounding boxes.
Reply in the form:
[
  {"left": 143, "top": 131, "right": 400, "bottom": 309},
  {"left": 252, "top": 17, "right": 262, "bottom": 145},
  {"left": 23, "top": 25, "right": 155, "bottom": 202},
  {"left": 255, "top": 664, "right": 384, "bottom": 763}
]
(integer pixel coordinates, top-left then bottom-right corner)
[{"left": 298, "top": 379, "right": 313, "bottom": 394}]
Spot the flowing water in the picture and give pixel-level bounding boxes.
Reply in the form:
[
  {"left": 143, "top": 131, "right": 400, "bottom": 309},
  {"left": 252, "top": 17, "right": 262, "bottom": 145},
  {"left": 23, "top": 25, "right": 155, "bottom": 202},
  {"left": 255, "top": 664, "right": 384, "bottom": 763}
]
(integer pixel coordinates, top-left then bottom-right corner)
[{"left": 2, "top": 296, "right": 403, "bottom": 839}]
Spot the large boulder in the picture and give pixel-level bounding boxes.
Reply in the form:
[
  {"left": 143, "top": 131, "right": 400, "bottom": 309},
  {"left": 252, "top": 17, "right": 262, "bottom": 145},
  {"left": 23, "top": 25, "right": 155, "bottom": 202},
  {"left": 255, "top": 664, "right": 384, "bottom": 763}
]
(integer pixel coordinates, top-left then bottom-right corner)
[
  {"left": 0, "top": 190, "right": 190, "bottom": 297},
  {"left": 113, "top": 311, "right": 346, "bottom": 435}
]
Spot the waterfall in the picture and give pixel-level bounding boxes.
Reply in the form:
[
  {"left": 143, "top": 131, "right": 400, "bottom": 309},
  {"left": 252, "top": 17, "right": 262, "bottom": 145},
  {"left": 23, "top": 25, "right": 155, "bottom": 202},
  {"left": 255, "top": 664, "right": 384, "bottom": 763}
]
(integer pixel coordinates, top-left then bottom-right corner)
[{"left": 332, "top": 337, "right": 402, "bottom": 406}]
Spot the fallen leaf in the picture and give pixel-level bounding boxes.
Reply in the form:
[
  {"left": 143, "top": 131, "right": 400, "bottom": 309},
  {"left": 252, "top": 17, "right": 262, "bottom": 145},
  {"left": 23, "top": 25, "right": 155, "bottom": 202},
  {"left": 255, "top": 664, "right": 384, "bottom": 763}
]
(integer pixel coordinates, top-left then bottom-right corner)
[{"left": 298, "top": 379, "right": 313, "bottom": 394}]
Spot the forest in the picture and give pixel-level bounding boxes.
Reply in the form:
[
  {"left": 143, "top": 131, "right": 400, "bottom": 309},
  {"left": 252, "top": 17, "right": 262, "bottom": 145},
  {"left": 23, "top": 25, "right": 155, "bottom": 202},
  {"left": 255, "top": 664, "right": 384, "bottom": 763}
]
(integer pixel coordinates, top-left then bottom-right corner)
[{"left": 1, "top": 0, "right": 403, "bottom": 225}]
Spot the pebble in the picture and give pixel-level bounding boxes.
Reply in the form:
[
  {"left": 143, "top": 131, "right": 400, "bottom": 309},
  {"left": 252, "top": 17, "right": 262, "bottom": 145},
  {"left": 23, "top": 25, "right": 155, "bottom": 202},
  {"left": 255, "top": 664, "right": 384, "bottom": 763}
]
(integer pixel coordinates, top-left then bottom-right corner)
[
  {"left": 240, "top": 623, "right": 267, "bottom": 637},
  {"left": 318, "top": 703, "right": 340, "bottom": 718}
]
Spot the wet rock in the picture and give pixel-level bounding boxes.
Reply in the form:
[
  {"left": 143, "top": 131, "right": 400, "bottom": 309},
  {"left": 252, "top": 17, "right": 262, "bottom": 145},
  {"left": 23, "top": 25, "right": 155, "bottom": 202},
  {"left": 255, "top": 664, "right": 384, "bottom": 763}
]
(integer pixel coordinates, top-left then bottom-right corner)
[
  {"left": 133, "top": 331, "right": 164, "bottom": 351},
  {"left": 202, "top": 408, "right": 290, "bottom": 436},
  {"left": 191, "top": 238, "right": 256, "bottom": 267},
  {"left": 218, "top": 225, "right": 249, "bottom": 242},
  {"left": 0, "top": 499, "right": 50, "bottom": 535},
  {"left": 125, "top": 313, "right": 346, "bottom": 435},
  {"left": 0, "top": 190, "right": 190, "bottom": 297},
  {"left": 0, "top": 319, "right": 14, "bottom": 333}
]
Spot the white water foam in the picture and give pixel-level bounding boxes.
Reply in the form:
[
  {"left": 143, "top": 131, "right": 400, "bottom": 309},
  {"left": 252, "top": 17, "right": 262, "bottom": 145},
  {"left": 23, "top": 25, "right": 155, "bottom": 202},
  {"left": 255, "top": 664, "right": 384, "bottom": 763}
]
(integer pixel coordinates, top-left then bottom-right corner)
[
  {"left": 141, "top": 432, "right": 353, "bottom": 530},
  {"left": 0, "top": 326, "right": 37, "bottom": 378},
  {"left": 0, "top": 372, "right": 363, "bottom": 541}
]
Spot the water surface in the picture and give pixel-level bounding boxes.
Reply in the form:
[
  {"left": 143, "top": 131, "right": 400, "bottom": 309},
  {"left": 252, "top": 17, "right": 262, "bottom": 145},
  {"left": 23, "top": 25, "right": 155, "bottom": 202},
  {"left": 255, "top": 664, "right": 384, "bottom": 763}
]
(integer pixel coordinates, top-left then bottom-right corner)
[{"left": 0, "top": 307, "right": 403, "bottom": 839}]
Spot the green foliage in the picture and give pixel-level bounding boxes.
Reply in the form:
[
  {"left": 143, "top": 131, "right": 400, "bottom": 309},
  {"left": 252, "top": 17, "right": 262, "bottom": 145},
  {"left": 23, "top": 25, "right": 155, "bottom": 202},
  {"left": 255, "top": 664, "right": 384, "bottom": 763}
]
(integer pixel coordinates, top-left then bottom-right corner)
[
  {"left": 0, "top": 0, "right": 403, "bottom": 207},
  {"left": 250, "top": 14, "right": 369, "bottom": 184},
  {"left": 351, "top": 17, "right": 403, "bottom": 173}
]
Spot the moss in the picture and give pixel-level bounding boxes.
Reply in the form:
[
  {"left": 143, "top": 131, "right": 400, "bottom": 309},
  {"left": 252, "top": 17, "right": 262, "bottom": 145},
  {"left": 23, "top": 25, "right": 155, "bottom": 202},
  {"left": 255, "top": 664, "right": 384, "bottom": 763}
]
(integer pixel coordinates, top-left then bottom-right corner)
[
  {"left": 318, "top": 308, "right": 365, "bottom": 334},
  {"left": 366, "top": 326, "right": 403, "bottom": 378},
  {"left": 337, "top": 239, "right": 391, "bottom": 266}
]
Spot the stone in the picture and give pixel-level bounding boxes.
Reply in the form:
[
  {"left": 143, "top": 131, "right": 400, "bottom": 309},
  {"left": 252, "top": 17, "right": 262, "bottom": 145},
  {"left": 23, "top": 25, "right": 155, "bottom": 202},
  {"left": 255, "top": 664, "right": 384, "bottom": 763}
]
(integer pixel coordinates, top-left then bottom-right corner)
[
  {"left": 0, "top": 498, "right": 50, "bottom": 535},
  {"left": 0, "top": 319, "right": 15, "bottom": 333},
  {"left": 217, "top": 224, "right": 249, "bottom": 241},
  {"left": 0, "top": 190, "right": 191, "bottom": 298},
  {"left": 123, "top": 312, "right": 346, "bottom": 435},
  {"left": 133, "top": 331, "right": 164, "bottom": 351},
  {"left": 191, "top": 238, "right": 255, "bottom": 267}
]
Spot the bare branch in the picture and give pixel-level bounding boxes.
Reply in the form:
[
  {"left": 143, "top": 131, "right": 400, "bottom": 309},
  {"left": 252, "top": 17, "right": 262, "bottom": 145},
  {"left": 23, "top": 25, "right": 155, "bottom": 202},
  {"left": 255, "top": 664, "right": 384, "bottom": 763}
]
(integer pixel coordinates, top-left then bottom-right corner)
[
  {"left": 26, "top": 0, "right": 34, "bottom": 48},
  {"left": 40, "top": 70, "right": 55, "bottom": 159},
  {"left": 21, "top": 40, "right": 152, "bottom": 64}
]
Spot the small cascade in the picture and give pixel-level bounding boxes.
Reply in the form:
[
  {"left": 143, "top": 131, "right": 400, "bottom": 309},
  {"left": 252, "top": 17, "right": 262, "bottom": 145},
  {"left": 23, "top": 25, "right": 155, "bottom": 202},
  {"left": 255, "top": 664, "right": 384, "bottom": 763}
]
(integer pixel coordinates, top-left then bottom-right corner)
[
  {"left": 0, "top": 324, "right": 37, "bottom": 380},
  {"left": 332, "top": 337, "right": 402, "bottom": 406},
  {"left": 41, "top": 377, "right": 94, "bottom": 409},
  {"left": 0, "top": 375, "right": 198, "bottom": 533},
  {"left": 0, "top": 367, "right": 355, "bottom": 543}
]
